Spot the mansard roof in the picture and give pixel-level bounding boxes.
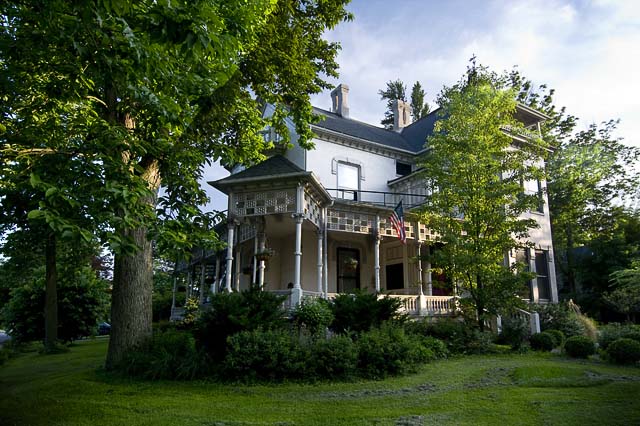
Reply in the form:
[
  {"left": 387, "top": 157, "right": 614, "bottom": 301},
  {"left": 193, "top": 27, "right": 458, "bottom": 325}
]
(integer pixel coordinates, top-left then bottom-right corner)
[
  {"left": 312, "top": 107, "right": 438, "bottom": 154},
  {"left": 312, "top": 102, "right": 547, "bottom": 155}
]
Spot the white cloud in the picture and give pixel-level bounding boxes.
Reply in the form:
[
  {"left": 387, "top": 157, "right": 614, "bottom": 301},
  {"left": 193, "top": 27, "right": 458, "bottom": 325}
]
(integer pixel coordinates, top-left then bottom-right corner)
[{"left": 314, "top": 0, "right": 640, "bottom": 148}]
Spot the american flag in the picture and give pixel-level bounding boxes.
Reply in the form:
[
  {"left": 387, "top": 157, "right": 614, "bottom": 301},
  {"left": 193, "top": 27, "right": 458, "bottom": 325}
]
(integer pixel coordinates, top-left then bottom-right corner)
[{"left": 389, "top": 201, "right": 406, "bottom": 244}]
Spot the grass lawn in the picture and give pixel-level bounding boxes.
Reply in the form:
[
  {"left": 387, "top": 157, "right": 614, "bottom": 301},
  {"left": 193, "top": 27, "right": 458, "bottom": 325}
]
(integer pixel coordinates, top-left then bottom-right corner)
[{"left": 1, "top": 338, "right": 639, "bottom": 426}]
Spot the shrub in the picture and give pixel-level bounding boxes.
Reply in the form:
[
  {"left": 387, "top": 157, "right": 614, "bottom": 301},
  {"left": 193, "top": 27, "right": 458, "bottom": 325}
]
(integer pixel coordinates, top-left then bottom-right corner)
[
  {"left": 498, "top": 316, "right": 529, "bottom": 350},
  {"left": 421, "top": 336, "right": 449, "bottom": 359},
  {"left": 534, "top": 302, "right": 585, "bottom": 338},
  {"left": 330, "top": 292, "right": 405, "bottom": 334},
  {"left": 545, "top": 329, "right": 565, "bottom": 348},
  {"left": 118, "top": 330, "right": 205, "bottom": 380},
  {"left": 356, "top": 323, "right": 433, "bottom": 379},
  {"left": 193, "top": 286, "right": 286, "bottom": 361},
  {"left": 308, "top": 334, "right": 358, "bottom": 380},
  {"left": 598, "top": 323, "right": 640, "bottom": 350},
  {"left": 292, "top": 298, "right": 334, "bottom": 335},
  {"left": 529, "top": 332, "right": 555, "bottom": 351},
  {"left": 3, "top": 267, "right": 110, "bottom": 343},
  {"left": 422, "top": 318, "right": 493, "bottom": 355},
  {"left": 564, "top": 335, "right": 596, "bottom": 358},
  {"left": 223, "top": 328, "right": 304, "bottom": 382},
  {"left": 606, "top": 338, "right": 640, "bottom": 365}
]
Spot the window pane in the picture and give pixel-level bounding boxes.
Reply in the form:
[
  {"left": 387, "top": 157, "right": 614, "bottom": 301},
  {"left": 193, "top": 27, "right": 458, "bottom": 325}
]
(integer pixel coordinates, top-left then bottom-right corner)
[
  {"left": 535, "top": 250, "right": 551, "bottom": 299},
  {"left": 337, "top": 163, "right": 359, "bottom": 189}
]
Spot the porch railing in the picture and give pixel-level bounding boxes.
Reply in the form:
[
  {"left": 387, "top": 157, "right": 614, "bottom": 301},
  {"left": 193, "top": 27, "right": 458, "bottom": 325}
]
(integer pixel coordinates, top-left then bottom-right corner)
[{"left": 325, "top": 188, "right": 427, "bottom": 209}]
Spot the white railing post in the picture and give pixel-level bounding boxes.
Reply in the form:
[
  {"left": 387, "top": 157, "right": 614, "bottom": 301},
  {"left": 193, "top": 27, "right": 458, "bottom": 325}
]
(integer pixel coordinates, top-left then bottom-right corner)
[{"left": 530, "top": 312, "right": 541, "bottom": 334}]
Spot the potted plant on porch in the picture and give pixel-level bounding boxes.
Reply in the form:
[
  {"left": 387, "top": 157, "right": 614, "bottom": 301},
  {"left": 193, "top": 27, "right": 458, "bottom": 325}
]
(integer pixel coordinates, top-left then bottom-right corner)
[
  {"left": 343, "top": 256, "right": 358, "bottom": 272},
  {"left": 255, "top": 248, "right": 275, "bottom": 262}
]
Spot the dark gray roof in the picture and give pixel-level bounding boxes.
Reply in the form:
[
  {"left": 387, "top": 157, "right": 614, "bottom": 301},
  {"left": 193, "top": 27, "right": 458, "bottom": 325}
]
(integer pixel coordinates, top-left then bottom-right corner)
[
  {"left": 312, "top": 107, "right": 442, "bottom": 154},
  {"left": 214, "top": 155, "right": 308, "bottom": 184},
  {"left": 400, "top": 109, "right": 441, "bottom": 152},
  {"left": 312, "top": 107, "right": 418, "bottom": 153}
]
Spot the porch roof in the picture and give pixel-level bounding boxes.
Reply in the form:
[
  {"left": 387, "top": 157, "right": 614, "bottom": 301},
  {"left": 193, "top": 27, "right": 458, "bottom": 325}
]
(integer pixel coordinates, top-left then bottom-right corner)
[{"left": 209, "top": 155, "right": 332, "bottom": 203}]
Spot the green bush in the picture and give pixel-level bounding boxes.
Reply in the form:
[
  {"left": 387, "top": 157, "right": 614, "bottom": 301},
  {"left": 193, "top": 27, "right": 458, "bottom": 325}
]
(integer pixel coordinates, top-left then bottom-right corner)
[
  {"left": 545, "top": 329, "right": 565, "bottom": 347},
  {"left": 420, "top": 318, "right": 493, "bottom": 355},
  {"left": 329, "top": 292, "right": 405, "bottom": 334},
  {"left": 420, "top": 336, "right": 449, "bottom": 359},
  {"left": 529, "top": 332, "right": 555, "bottom": 351},
  {"left": 606, "top": 338, "right": 640, "bottom": 365},
  {"left": 223, "top": 328, "right": 304, "bottom": 382},
  {"left": 356, "top": 323, "right": 433, "bottom": 379},
  {"left": 118, "top": 330, "right": 206, "bottom": 380},
  {"left": 498, "top": 316, "right": 529, "bottom": 350},
  {"left": 193, "top": 286, "right": 286, "bottom": 361},
  {"left": 308, "top": 334, "right": 358, "bottom": 380},
  {"left": 534, "top": 302, "right": 585, "bottom": 338},
  {"left": 598, "top": 323, "right": 640, "bottom": 350},
  {"left": 564, "top": 335, "right": 596, "bottom": 358},
  {"left": 292, "top": 298, "right": 334, "bottom": 335},
  {"left": 2, "top": 266, "right": 110, "bottom": 343}
]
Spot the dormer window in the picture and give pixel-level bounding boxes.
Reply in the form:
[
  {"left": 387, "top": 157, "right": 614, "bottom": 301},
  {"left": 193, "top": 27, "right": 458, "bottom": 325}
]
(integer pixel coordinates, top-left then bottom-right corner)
[{"left": 396, "top": 161, "right": 412, "bottom": 177}]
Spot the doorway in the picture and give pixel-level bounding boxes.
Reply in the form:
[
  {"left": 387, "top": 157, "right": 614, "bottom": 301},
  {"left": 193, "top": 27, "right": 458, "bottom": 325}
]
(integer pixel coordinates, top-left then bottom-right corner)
[
  {"left": 337, "top": 248, "right": 360, "bottom": 293},
  {"left": 385, "top": 263, "right": 404, "bottom": 290}
]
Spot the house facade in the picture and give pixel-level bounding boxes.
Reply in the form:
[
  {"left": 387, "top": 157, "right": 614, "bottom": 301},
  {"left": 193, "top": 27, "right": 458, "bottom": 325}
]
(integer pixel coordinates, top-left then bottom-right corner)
[{"left": 176, "top": 84, "right": 558, "bottom": 319}]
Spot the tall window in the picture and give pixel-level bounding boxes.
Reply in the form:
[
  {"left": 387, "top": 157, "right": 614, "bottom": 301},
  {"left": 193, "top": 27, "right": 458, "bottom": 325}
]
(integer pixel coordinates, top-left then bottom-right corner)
[
  {"left": 515, "top": 248, "right": 532, "bottom": 300},
  {"left": 535, "top": 250, "right": 551, "bottom": 300},
  {"left": 523, "top": 178, "right": 544, "bottom": 213},
  {"left": 337, "top": 162, "right": 360, "bottom": 200}
]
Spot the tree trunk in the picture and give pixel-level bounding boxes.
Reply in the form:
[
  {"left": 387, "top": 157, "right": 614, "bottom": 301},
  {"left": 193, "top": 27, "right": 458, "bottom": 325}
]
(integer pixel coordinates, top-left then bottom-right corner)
[
  {"left": 476, "top": 274, "right": 485, "bottom": 332},
  {"left": 105, "top": 153, "right": 161, "bottom": 369},
  {"left": 44, "top": 232, "right": 58, "bottom": 350},
  {"left": 105, "top": 225, "right": 154, "bottom": 369}
]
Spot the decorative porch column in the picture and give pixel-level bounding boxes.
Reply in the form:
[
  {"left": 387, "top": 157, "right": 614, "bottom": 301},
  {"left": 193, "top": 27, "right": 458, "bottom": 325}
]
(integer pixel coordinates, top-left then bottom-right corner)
[
  {"left": 316, "top": 229, "right": 323, "bottom": 293},
  {"left": 252, "top": 236, "right": 258, "bottom": 285},
  {"left": 171, "top": 268, "right": 178, "bottom": 311},
  {"left": 258, "top": 232, "right": 266, "bottom": 288},
  {"left": 292, "top": 212, "right": 304, "bottom": 305},
  {"left": 212, "top": 256, "right": 221, "bottom": 294},
  {"left": 224, "top": 220, "right": 237, "bottom": 292},
  {"left": 234, "top": 246, "right": 241, "bottom": 292},
  {"left": 374, "top": 215, "right": 381, "bottom": 293},
  {"left": 424, "top": 244, "right": 433, "bottom": 296},
  {"left": 322, "top": 207, "right": 329, "bottom": 297},
  {"left": 199, "top": 262, "right": 206, "bottom": 305},
  {"left": 416, "top": 237, "right": 426, "bottom": 316}
]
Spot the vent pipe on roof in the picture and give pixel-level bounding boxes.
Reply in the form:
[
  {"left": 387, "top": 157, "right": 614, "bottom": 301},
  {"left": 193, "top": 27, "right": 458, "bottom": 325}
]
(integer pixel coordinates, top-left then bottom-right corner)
[
  {"left": 330, "top": 84, "right": 349, "bottom": 118},
  {"left": 393, "top": 99, "right": 412, "bottom": 131}
]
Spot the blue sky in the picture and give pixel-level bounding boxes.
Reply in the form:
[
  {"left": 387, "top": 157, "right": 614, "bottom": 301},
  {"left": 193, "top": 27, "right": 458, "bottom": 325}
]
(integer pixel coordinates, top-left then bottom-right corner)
[{"left": 203, "top": 0, "right": 640, "bottom": 212}]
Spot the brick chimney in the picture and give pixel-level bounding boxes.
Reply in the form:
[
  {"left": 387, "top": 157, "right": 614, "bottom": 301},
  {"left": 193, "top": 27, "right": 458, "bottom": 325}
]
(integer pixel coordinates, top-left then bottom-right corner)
[
  {"left": 330, "top": 84, "right": 349, "bottom": 118},
  {"left": 393, "top": 99, "right": 412, "bottom": 131}
]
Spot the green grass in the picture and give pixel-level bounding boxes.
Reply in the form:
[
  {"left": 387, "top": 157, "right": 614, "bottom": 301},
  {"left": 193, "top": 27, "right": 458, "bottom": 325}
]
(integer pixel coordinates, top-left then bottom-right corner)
[{"left": 1, "top": 339, "right": 639, "bottom": 426}]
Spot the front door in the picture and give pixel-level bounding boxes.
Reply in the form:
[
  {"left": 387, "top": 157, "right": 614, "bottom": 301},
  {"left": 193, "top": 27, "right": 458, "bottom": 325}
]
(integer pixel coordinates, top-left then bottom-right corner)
[
  {"left": 385, "top": 263, "right": 404, "bottom": 290},
  {"left": 337, "top": 248, "right": 360, "bottom": 293}
]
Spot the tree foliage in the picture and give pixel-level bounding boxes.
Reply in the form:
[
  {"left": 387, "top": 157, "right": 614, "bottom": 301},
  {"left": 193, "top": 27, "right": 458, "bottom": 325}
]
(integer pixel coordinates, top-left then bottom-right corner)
[
  {"left": 410, "top": 81, "right": 430, "bottom": 121},
  {"left": 508, "top": 71, "right": 640, "bottom": 301},
  {"left": 379, "top": 79, "right": 430, "bottom": 128},
  {"left": 419, "top": 63, "right": 546, "bottom": 329},
  {"left": 1, "top": 0, "right": 352, "bottom": 367}
]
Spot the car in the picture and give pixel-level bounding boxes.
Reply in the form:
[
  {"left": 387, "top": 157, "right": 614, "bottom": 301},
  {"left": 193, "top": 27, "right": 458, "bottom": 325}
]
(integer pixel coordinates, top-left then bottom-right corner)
[
  {"left": 0, "top": 330, "right": 11, "bottom": 345},
  {"left": 97, "top": 322, "right": 111, "bottom": 336}
]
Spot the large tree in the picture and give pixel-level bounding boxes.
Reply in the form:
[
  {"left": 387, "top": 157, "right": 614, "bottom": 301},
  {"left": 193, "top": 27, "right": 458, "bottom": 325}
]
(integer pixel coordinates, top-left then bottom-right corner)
[
  {"left": 379, "top": 79, "right": 430, "bottom": 128},
  {"left": 508, "top": 71, "right": 640, "bottom": 301},
  {"left": 1, "top": 0, "right": 352, "bottom": 368},
  {"left": 419, "top": 64, "right": 546, "bottom": 329}
]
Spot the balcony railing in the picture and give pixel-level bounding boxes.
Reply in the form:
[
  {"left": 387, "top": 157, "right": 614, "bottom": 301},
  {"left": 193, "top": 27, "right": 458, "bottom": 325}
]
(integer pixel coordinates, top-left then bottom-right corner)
[{"left": 325, "top": 188, "right": 427, "bottom": 209}]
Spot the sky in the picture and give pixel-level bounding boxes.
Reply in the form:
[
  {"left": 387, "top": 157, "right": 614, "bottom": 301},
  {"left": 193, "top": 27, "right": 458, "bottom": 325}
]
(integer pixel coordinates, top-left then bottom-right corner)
[{"left": 203, "top": 0, "right": 640, "bottom": 212}]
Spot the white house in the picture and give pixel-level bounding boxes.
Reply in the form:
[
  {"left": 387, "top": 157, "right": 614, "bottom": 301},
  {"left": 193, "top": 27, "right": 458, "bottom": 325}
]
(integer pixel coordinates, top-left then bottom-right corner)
[{"left": 175, "top": 84, "right": 558, "bottom": 320}]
